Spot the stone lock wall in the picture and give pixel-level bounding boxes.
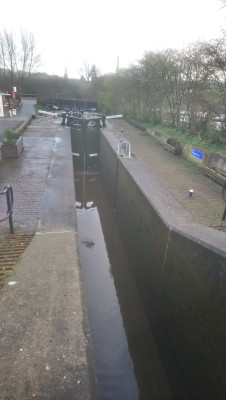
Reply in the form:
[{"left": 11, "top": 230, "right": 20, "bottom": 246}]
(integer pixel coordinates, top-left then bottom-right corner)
[{"left": 99, "top": 128, "right": 226, "bottom": 399}]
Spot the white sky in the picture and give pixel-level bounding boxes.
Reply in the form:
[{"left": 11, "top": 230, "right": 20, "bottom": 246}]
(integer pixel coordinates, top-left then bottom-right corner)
[{"left": 2, "top": 0, "right": 226, "bottom": 78}]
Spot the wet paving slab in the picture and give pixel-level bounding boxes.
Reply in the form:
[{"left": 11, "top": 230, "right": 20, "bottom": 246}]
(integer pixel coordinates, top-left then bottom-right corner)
[
  {"left": 0, "top": 116, "right": 59, "bottom": 236},
  {"left": 0, "top": 98, "right": 36, "bottom": 136},
  {"left": 0, "top": 112, "right": 98, "bottom": 400}
]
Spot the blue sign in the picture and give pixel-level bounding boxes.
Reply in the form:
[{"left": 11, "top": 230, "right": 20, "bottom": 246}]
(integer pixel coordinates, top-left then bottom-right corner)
[{"left": 192, "top": 149, "right": 203, "bottom": 160}]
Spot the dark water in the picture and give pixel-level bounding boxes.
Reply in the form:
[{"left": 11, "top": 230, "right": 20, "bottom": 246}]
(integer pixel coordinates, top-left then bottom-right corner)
[{"left": 75, "top": 173, "right": 176, "bottom": 400}]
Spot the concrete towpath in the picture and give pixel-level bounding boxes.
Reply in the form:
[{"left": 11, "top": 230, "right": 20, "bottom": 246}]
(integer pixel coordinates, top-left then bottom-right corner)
[
  {"left": 0, "top": 98, "right": 36, "bottom": 136},
  {"left": 107, "top": 119, "right": 226, "bottom": 229},
  {"left": 0, "top": 104, "right": 98, "bottom": 400}
]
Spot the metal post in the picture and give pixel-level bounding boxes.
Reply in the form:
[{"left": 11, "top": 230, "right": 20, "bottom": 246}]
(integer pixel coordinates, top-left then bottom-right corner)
[
  {"left": 222, "top": 206, "right": 226, "bottom": 221},
  {"left": 222, "top": 182, "right": 226, "bottom": 220},
  {"left": 5, "top": 185, "right": 14, "bottom": 234},
  {"left": 118, "top": 138, "right": 131, "bottom": 158}
]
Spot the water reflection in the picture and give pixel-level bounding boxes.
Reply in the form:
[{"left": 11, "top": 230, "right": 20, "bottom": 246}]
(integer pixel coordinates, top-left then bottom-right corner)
[{"left": 75, "top": 173, "right": 174, "bottom": 400}]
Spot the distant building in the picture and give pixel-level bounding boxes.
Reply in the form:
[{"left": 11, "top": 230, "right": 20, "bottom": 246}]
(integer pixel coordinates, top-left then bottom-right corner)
[{"left": 0, "top": 90, "right": 21, "bottom": 117}]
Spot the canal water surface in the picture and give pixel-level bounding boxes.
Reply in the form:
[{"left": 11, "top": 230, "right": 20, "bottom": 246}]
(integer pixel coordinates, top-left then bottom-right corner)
[
  {"left": 75, "top": 174, "right": 173, "bottom": 400},
  {"left": 75, "top": 172, "right": 195, "bottom": 400}
]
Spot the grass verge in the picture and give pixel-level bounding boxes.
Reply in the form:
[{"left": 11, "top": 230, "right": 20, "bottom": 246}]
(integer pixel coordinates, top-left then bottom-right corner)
[{"left": 127, "top": 119, "right": 226, "bottom": 155}]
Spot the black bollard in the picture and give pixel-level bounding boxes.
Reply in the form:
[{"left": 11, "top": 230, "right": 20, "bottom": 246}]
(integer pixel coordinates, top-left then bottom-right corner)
[
  {"left": 61, "top": 112, "right": 67, "bottom": 126},
  {"left": 102, "top": 114, "right": 106, "bottom": 127}
]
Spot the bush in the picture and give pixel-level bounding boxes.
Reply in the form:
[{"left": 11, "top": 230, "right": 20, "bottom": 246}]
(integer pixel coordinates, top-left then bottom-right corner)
[
  {"left": 35, "top": 103, "right": 43, "bottom": 111},
  {"left": 1, "top": 129, "right": 18, "bottom": 145}
]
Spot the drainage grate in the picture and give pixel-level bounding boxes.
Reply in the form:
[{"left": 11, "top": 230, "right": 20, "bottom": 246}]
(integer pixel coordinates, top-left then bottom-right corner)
[{"left": 0, "top": 232, "right": 35, "bottom": 287}]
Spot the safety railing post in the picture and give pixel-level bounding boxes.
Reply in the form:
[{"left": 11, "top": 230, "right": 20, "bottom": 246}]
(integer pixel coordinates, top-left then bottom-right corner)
[
  {"left": 0, "top": 185, "right": 14, "bottom": 234},
  {"left": 222, "top": 182, "right": 226, "bottom": 221},
  {"left": 118, "top": 138, "right": 131, "bottom": 158},
  {"left": 5, "top": 186, "right": 14, "bottom": 234},
  {"left": 222, "top": 206, "right": 226, "bottom": 221}
]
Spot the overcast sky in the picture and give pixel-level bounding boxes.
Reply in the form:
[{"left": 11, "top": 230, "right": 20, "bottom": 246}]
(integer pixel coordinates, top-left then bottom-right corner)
[{"left": 2, "top": 0, "right": 226, "bottom": 78}]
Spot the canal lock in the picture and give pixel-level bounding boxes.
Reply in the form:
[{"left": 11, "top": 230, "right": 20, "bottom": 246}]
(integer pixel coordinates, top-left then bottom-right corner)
[{"left": 70, "top": 122, "right": 197, "bottom": 400}]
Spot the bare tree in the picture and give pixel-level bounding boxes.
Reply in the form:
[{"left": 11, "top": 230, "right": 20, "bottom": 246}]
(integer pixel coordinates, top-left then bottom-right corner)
[
  {"left": 182, "top": 43, "right": 211, "bottom": 136},
  {"left": 89, "top": 64, "right": 101, "bottom": 80},
  {"left": 0, "top": 29, "right": 17, "bottom": 85},
  {"left": 17, "top": 30, "right": 41, "bottom": 91},
  {"left": 80, "top": 62, "right": 91, "bottom": 81},
  {"left": 201, "top": 32, "right": 226, "bottom": 136},
  {"left": 0, "top": 34, "right": 6, "bottom": 74},
  {"left": 0, "top": 28, "right": 41, "bottom": 91}
]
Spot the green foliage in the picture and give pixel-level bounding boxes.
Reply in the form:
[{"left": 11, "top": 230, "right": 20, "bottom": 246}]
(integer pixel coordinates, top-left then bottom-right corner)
[
  {"left": 87, "top": 32, "right": 226, "bottom": 150},
  {"left": 208, "top": 130, "right": 224, "bottom": 145},
  {"left": 4, "top": 270, "right": 14, "bottom": 277},
  {"left": 135, "top": 105, "right": 150, "bottom": 122},
  {"left": 128, "top": 118, "right": 226, "bottom": 154},
  {"left": 1, "top": 129, "right": 18, "bottom": 145},
  {"left": 35, "top": 103, "right": 45, "bottom": 111},
  {"left": 97, "top": 91, "right": 113, "bottom": 114},
  {"left": 3, "top": 28, "right": 226, "bottom": 153}
]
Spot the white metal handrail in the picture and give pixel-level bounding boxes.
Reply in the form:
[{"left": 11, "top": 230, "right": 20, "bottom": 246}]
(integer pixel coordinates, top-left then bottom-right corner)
[{"left": 118, "top": 138, "right": 131, "bottom": 158}]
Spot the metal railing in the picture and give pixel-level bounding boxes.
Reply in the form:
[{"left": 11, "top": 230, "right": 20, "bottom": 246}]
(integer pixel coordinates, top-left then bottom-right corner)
[
  {"left": 117, "top": 138, "right": 131, "bottom": 158},
  {"left": 0, "top": 185, "right": 14, "bottom": 233}
]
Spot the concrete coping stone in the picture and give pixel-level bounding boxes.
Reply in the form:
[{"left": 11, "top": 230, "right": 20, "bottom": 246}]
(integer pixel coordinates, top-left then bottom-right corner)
[{"left": 101, "top": 128, "right": 226, "bottom": 257}]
